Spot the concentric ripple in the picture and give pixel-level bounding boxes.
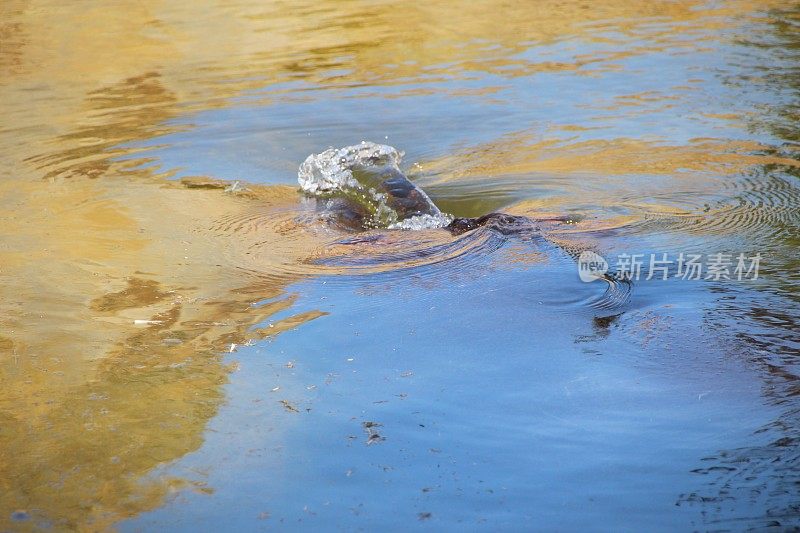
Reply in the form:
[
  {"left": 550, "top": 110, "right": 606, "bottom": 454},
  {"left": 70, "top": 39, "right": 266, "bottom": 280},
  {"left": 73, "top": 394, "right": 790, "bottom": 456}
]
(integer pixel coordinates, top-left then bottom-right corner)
[
  {"left": 311, "top": 225, "right": 507, "bottom": 280},
  {"left": 588, "top": 276, "right": 633, "bottom": 310},
  {"left": 198, "top": 181, "right": 629, "bottom": 311},
  {"left": 605, "top": 169, "right": 800, "bottom": 248},
  {"left": 205, "top": 196, "right": 508, "bottom": 284}
]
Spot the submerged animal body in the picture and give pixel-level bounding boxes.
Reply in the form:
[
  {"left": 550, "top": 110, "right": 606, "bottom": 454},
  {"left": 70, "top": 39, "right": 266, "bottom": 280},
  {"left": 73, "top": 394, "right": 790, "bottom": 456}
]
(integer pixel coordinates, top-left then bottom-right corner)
[
  {"left": 298, "top": 142, "right": 631, "bottom": 304},
  {"left": 446, "top": 212, "right": 540, "bottom": 235}
]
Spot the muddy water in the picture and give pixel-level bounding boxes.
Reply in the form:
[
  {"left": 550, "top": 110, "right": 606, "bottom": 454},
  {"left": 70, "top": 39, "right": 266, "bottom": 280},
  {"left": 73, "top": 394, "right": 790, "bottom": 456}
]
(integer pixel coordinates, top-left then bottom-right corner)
[{"left": 1, "top": 0, "right": 799, "bottom": 530}]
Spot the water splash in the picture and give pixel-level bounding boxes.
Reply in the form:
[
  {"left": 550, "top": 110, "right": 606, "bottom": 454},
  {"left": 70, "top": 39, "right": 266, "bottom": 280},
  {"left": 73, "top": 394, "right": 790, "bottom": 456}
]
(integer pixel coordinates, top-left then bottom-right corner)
[
  {"left": 388, "top": 213, "right": 452, "bottom": 230},
  {"left": 298, "top": 142, "right": 452, "bottom": 230}
]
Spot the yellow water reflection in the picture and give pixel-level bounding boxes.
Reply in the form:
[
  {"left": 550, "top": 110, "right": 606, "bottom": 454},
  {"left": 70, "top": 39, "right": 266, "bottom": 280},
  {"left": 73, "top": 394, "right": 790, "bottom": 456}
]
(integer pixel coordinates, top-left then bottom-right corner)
[
  {"left": 0, "top": 0, "right": 790, "bottom": 529},
  {"left": 0, "top": 172, "right": 331, "bottom": 529}
]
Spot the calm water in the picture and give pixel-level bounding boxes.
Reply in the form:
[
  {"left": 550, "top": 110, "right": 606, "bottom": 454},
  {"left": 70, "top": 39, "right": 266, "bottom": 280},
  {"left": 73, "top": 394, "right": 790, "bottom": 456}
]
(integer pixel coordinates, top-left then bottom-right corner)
[{"left": 1, "top": 1, "right": 799, "bottom": 530}]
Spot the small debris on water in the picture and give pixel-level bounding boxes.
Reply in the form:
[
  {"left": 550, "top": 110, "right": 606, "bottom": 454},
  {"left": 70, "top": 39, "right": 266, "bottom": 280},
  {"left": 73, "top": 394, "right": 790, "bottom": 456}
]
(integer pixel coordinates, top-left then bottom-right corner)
[
  {"left": 224, "top": 180, "right": 248, "bottom": 194},
  {"left": 270, "top": 386, "right": 280, "bottom": 392},
  {"left": 400, "top": 370, "right": 413, "bottom": 377},
  {"left": 418, "top": 512, "right": 432, "bottom": 521},
  {"left": 285, "top": 361, "right": 295, "bottom": 369},
  {"left": 181, "top": 176, "right": 229, "bottom": 189},
  {"left": 257, "top": 512, "right": 270, "bottom": 520},
  {"left": 280, "top": 400, "right": 299, "bottom": 413},
  {"left": 362, "top": 421, "right": 385, "bottom": 445}
]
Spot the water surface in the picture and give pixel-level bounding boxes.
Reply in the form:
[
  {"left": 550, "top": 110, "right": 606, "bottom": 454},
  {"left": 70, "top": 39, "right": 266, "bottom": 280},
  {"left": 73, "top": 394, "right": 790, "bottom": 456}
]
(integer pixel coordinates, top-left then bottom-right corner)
[{"left": 1, "top": 0, "right": 799, "bottom": 530}]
